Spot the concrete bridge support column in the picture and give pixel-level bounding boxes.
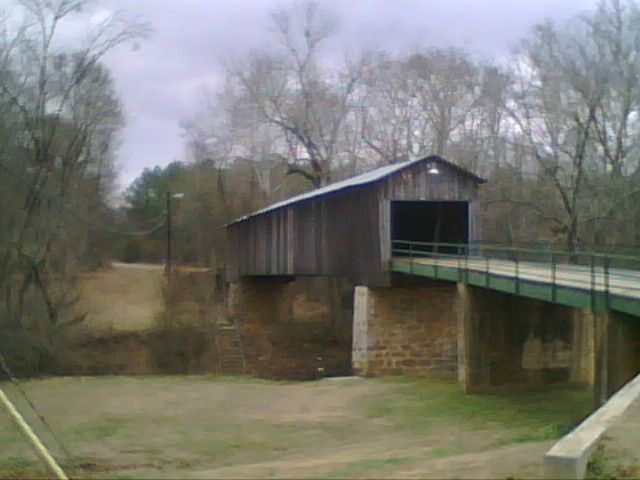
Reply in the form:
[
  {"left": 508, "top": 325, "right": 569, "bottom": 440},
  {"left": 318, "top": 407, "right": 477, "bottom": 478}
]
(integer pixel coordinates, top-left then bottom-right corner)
[
  {"left": 456, "top": 283, "right": 597, "bottom": 393},
  {"left": 569, "top": 310, "right": 595, "bottom": 387},
  {"left": 593, "top": 311, "right": 610, "bottom": 407},
  {"left": 456, "top": 283, "right": 483, "bottom": 393},
  {"left": 594, "top": 310, "right": 640, "bottom": 405},
  {"left": 352, "top": 286, "right": 372, "bottom": 376},
  {"left": 352, "top": 281, "right": 458, "bottom": 377}
]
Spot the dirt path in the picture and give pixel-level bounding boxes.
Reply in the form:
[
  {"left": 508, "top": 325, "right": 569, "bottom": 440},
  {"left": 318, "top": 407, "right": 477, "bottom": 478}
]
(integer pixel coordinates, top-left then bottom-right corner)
[{"left": 0, "top": 376, "right": 590, "bottom": 479}]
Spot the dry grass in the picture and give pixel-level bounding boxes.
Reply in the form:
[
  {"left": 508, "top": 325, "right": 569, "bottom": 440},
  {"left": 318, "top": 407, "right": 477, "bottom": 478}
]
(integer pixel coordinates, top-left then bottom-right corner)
[
  {"left": 0, "top": 375, "right": 593, "bottom": 479},
  {"left": 70, "top": 263, "right": 165, "bottom": 340},
  {"left": 587, "top": 396, "right": 640, "bottom": 479}
]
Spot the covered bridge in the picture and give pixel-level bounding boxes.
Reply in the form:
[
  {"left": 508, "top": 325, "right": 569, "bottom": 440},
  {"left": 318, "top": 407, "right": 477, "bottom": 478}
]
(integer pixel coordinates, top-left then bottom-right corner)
[{"left": 226, "top": 155, "right": 485, "bottom": 286}]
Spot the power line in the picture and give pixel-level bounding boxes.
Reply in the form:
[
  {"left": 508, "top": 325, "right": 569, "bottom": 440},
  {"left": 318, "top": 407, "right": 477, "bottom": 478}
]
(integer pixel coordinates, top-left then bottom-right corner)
[
  {"left": 0, "top": 350, "right": 71, "bottom": 461},
  {"left": 85, "top": 218, "right": 166, "bottom": 236},
  {"left": 0, "top": 387, "right": 68, "bottom": 479}
]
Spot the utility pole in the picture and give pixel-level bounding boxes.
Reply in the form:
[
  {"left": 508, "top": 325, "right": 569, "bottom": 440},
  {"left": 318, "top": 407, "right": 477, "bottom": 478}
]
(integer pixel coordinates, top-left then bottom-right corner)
[
  {"left": 165, "top": 191, "right": 172, "bottom": 277},
  {"left": 165, "top": 191, "right": 184, "bottom": 277}
]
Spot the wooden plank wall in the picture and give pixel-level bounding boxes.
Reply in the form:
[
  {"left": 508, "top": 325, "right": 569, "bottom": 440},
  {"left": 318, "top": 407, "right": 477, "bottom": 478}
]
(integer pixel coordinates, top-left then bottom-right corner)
[
  {"left": 382, "top": 161, "right": 478, "bottom": 201},
  {"left": 226, "top": 186, "right": 384, "bottom": 285}
]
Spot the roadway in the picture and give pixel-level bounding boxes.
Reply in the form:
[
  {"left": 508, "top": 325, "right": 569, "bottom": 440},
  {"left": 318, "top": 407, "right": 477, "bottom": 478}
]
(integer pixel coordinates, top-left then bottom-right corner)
[{"left": 393, "top": 256, "right": 640, "bottom": 301}]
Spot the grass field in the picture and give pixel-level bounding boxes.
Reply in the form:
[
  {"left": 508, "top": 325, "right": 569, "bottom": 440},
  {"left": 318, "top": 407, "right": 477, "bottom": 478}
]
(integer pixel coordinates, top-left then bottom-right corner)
[
  {"left": 70, "top": 262, "right": 165, "bottom": 340},
  {"left": 0, "top": 375, "right": 593, "bottom": 479}
]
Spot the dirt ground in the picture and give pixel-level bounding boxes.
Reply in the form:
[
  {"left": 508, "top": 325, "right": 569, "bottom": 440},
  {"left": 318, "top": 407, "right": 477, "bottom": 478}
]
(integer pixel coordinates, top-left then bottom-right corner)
[{"left": 0, "top": 376, "right": 593, "bottom": 479}]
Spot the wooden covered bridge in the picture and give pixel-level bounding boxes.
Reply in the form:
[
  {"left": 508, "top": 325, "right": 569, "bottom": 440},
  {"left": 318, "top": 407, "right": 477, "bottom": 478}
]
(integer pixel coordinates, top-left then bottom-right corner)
[
  {"left": 226, "top": 156, "right": 483, "bottom": 285},
  {"left": 225, "top": 155, "right": 640, "bottom": 403}
]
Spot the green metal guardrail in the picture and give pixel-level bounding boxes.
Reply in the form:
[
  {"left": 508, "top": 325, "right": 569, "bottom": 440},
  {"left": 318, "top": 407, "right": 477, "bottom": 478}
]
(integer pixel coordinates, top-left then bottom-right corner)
[{"left": 390, "top": 240, "right": 640, "bottom": 317}]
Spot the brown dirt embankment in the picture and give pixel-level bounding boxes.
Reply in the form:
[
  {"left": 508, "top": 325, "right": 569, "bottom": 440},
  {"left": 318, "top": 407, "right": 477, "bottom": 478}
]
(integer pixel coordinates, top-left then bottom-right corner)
[{"left": 64, "top": 263, "right": 217, "bottom": 375}]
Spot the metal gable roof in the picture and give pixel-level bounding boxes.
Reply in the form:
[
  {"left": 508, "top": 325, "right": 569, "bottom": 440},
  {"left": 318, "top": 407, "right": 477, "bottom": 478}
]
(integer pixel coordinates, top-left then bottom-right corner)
[{"left": 227, "top": 155, "right": 484, "bottom": 226}]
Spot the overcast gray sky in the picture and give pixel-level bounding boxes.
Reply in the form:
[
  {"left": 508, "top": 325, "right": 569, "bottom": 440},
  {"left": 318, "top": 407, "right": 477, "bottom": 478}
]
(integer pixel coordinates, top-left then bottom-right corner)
[{"left": 91, "top": 0, "right": 599, "bottom": 189}]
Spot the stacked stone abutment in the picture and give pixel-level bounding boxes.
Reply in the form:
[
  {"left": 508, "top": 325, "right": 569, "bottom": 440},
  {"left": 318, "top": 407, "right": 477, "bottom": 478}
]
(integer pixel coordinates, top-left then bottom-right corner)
[
  {"left": 226, "top": 274, "right": 638, "bottom": 402},
  {"left": 352, "top": 282, "right": 458, "bottom": 377},
  {"left": 352, "top": 280, "right": 599, "bottom": 392},
  {"left": 227, "top": 277, "right": 353, "bottom": 380}
]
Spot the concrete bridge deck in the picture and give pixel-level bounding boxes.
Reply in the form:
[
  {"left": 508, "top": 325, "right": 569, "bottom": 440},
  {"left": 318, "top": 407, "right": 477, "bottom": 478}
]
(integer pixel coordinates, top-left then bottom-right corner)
[{"left": 391, "top": 254, "right": 640, "bottom": 317}]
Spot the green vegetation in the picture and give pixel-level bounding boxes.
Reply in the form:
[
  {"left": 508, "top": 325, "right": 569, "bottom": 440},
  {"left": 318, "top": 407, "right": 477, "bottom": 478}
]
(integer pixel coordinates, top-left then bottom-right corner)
[
  {"left": 72, "top": 417, "right": 130, "bottom": 441},
  {"left": 363, "top": 377, "right": 592, "bottom": 443},
  {"left": 0, "top": 458, "right": 44, "bottom": 480},
  {"left": 587, "top": 441, "right": 640, "bottom": 480}
]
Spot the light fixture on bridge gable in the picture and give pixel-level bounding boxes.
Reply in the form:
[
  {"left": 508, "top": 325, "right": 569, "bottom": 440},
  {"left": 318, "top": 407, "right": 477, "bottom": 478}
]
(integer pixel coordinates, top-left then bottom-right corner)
[{"left": 427, "top": 162, "right": 440, "bottom": 175}]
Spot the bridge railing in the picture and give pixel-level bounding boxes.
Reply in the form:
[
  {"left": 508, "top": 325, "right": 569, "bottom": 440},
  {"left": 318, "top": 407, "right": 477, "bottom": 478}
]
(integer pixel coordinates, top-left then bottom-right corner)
[
  {"left": 392, "top": 240, "right": 640, "bottom": 268},
  {"left": 391, "top": 240, "right": 640, "bottom": 306}
]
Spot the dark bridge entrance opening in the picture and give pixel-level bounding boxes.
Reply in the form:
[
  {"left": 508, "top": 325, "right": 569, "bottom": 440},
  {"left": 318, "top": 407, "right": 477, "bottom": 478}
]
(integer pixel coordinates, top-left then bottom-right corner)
[{"left": 391, "top": 201, "right": 469, "bottom": 254}]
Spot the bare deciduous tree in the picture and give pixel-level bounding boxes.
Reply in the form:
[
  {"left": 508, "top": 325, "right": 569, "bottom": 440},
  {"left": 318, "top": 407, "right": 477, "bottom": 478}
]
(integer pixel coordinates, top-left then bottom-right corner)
[
  {"left": 228, "top": 1, "right": 362, "bottom": 187},
  {"left": 0, "top": 0, "right": 150, "bottom": 371}
]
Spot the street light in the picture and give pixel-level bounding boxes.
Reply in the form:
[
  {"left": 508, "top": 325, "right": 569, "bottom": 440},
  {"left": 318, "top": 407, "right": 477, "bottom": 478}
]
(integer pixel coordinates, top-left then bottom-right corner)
[
  {"left": 165, "top": 191, "right": 184, "bottom": 277},
  {"left": 427, "top": 162, "right": 440, "bottom": 175}
]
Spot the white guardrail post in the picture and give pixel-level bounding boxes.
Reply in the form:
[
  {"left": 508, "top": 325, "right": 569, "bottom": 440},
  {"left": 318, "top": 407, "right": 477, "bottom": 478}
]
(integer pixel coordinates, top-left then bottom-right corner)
[{"left": 544, "top": 372, "right": 640, "bottom": 479}]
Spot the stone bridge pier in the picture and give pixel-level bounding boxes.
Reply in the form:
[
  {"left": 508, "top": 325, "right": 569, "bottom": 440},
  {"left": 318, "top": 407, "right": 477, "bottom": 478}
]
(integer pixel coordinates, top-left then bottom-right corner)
[
  {"left": 352, "top": 277, "right": 458, "bottom": 376},
  {"left": 226, "top": 274, "right": 640, "bottom": 402},
  {"left": 456, "top": 284, "right": 593, "bottom": 393},
  {"left": 226, "top": 276, "right": 353, "bottom": 380},
  {"left": 352, "top": 278, "right": 640, "bottom": 402},
  {"left": 597, "top": 309, "right": 640, "bottom": 401}
]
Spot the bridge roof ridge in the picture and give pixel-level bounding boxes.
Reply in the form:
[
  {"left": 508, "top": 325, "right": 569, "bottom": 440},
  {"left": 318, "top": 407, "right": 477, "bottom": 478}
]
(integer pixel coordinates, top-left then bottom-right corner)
[{"left": 227, "top": 155, "right": 485, "bottom": 226}]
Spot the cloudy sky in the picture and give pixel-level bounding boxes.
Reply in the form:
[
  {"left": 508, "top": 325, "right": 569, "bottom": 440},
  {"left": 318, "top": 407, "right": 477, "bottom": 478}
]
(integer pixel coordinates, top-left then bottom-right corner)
[{"left": 88, "top": 0, "right": 600, "bottom": 189}]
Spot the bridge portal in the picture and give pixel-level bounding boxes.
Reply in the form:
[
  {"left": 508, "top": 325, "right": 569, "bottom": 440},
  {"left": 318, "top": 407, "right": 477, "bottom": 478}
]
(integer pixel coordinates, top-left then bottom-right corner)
[{"left": 391, "top": 200, "right": 469, "bottom": 251}]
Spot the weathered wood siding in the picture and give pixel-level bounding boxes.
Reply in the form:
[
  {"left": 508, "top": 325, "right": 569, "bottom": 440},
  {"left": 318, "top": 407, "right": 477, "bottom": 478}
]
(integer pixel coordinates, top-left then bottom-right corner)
[
  {"left": 227, "top": 187, "right": 384, "bottom": 285},
  {"left": 226, "top": 157, "right": 481, "bottom": 286},
  {"left": 382, "top": 162, "right": 478, "bottom": 201}
]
